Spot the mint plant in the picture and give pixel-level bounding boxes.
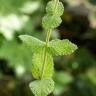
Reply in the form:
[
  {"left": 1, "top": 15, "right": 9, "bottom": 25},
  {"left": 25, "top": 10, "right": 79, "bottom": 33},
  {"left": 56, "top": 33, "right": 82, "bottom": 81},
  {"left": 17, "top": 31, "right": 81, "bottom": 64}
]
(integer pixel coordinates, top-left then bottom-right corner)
[{"left": 19, "top": 0, "right": 78, "bottom": 96}]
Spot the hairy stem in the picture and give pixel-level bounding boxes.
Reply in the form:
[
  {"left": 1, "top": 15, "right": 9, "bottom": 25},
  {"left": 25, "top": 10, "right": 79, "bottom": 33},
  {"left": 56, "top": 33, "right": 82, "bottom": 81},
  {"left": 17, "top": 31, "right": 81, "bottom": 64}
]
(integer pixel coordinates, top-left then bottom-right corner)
[
  {"left": 46, "top": 29, "right": 52, "bottom": 45},
  {"left": 41, "top": 0, "right": 59, "bottom": 79},
  {"left": 41, "top": 29, "right": 52, "bottom": 79}
]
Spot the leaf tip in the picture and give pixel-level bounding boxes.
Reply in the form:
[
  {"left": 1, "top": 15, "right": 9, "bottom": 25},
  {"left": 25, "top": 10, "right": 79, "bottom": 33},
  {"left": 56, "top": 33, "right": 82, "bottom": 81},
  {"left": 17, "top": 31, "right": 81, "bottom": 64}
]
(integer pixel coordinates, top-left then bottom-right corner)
[{"left": 18, "top": 35, "right": 26, "bottom": 40}]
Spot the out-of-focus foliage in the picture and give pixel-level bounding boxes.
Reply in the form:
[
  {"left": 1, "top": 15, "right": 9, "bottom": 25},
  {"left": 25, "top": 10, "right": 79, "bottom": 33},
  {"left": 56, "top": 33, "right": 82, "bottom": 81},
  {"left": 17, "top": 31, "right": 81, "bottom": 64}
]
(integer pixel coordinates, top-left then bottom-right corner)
[
  {"left": 0, "top": 14, "right": 29, "bottom": 40},
  {"left": 0, "top": 40, "right": 32, "bottom": 77},
  {"left": 54, "top": 71, "right": 73, "bottom": 96},
  {"left": 0, "top": 0, "right": 42, "bottom": 77},
  {"left": 0, "top": 0, "right": 40, "bottom": 15}
]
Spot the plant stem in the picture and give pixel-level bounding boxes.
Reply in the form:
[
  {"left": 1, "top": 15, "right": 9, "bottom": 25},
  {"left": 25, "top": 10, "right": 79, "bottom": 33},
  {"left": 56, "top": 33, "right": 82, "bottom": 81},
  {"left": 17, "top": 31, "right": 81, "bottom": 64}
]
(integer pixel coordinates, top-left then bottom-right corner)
[
  {"left": 41, "top": 29, "right": 52, "bottom": 79},
  {"left": 54, "top": 0, "right": 59, "bottom": 14},
  {"left": 46, "top": 29, "right": 52, "bottom": 45},
  {"left": 41, "top": 0, "right": 59, "bottom": 79}
]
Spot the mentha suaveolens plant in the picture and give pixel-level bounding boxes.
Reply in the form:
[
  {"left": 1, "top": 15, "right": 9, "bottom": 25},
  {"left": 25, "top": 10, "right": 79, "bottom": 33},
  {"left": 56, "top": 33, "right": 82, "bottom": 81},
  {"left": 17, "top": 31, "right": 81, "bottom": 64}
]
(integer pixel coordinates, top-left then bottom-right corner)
[{"left": 19, "top": 0, "right": 78, "bottom": 96}]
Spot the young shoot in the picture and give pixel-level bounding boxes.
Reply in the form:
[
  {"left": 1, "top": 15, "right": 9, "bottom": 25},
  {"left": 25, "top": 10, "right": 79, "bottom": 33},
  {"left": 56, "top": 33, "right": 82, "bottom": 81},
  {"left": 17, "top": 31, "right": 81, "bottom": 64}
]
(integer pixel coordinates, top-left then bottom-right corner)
[{"left": 19, "top": 0, "right": 78, "bottom": 96}]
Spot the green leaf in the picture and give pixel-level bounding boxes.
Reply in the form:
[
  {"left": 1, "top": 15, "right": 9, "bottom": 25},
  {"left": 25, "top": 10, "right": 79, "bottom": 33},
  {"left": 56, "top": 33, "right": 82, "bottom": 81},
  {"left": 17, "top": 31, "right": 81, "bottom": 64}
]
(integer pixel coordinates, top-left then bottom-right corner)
[
  {"left": 48, "top": 39, "right": 78, "bottom": 56},
  {"left": 42, "top": 14, "right": 62, "bottom": 29},
  {"left": 29, "top": 78, "right": 54, "bottom": 96},
  {"left": 32, "top": 48, "right": 54, "bottom": 79},
  {"left": 19, "top": 35, "right": 45, "bottom": 53},
  {"left": 46, "top": 1, "right": 64, "bottom": 16}
]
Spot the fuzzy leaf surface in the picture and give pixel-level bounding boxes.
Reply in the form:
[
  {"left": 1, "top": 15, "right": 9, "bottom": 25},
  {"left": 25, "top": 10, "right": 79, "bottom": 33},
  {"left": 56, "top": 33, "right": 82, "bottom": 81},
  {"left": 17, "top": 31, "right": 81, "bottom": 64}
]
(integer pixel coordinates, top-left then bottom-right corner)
[
  {"left": 42, "top": 15, "right": 62, "bottom": 29},
  {"left": 32, "top": 48, "right": 54, "bottom": 79},
  {"left": 46, "top": 1, "right": 64, "bottom": 16},
  {"left": 48, "top": 39, "right": 78, "bottom": 56},
  {"left": 29, "top": 78, "right": 54, "bottom": 96},
  {"left": 19, "top": 35, "right": 45, "bottom": 53}
]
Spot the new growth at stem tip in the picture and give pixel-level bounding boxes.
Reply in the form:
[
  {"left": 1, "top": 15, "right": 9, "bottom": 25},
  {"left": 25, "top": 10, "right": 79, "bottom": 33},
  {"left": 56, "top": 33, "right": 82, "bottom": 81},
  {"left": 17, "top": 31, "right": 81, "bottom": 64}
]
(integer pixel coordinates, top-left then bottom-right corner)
[{"left": 19, "top": 0, "right": 78, "bottom": 96}]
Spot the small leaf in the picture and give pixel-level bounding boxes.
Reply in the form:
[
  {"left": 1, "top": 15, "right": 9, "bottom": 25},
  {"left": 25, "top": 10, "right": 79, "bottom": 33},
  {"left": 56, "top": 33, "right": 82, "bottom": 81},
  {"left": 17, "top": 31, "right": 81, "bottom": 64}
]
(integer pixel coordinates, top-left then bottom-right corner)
[
  {"left": 42, "top": 15, "right": 62, "bottom": 29},
  {"left": 19, "top": 35, "right": 45, "bottom": 53},
  {"left": 46, "top": 1, "right": 64, "bottom": 16},
  {"left": 29, "top": 78, "right": 54, "bottom": 96},
  {"left": 48, "top": 39, "right": 78, "bottom": 56},
  {"left": 32, "top": 48, "right": 54, "bottom": 79}
]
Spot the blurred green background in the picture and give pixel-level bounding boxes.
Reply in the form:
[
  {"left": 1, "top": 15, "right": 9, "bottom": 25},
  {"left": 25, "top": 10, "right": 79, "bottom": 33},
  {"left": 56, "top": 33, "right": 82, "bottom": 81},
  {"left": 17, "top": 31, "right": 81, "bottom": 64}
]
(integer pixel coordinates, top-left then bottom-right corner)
[{"left": 0, "top": 0, "right": 96, "bottom": 96}]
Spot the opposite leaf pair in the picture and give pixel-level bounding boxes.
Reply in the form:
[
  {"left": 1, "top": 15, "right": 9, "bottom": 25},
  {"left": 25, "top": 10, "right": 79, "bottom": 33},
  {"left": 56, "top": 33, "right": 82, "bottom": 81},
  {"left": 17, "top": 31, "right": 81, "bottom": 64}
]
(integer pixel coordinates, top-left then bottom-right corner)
[
  {"left": 19, "top": 35, "right": 77, "bottom": 56},
  {"left": 19, "top": 35, "right": 77, "bottom": 96},
  {"left": 42, "top": 0, "right": 64, "bottom": 29}
]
